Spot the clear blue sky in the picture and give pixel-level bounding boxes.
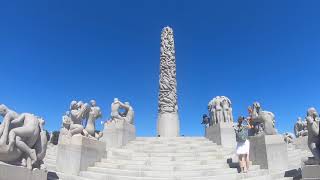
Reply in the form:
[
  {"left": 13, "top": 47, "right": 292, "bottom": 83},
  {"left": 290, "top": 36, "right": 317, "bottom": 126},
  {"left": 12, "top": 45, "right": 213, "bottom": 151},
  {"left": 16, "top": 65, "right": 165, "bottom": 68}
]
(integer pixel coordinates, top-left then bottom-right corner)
[{"left": 1, "top": 0, "right": 320, "bottom": 136}]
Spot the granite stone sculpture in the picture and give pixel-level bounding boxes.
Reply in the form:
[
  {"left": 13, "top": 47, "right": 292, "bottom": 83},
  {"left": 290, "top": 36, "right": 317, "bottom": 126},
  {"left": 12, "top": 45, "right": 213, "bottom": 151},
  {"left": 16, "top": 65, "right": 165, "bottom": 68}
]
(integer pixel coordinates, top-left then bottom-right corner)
[
  {"left": 107, "top": 98, "right": 134, "bottom": 125},
  {"left": 0, "top": 104, "right": 48, "bottom": 170},
  {"left": 306, "top": 107, "right": 320, "bottom": 161},
  {"left": 60, "top": 100, "right": 102, "bottom": 140},
  {"left": 294, "top": 117, "right": 308, "bottom": 137},
  {"left": 283, "top": 132, "right": 295, "bottom": 144},
  {"left": 250, "top": 102, "right": 277, "bottom": 135},
  {"left": 208, "top": 96, "right": 233, "bottom": 124},
  {"left": 157, "top": 26, "right": 180, "bottom": 137}
]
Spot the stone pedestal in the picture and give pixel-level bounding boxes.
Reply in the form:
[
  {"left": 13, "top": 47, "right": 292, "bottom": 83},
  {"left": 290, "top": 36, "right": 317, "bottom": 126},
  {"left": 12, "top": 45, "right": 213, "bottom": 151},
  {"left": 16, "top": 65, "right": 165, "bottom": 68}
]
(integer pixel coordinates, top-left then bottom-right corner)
[
  {"left": 249, "top": 134, "right": 288, "bottom": 171},
  {"left": 56, "top": 135, "right": 105, "bottom": 176},
  {"left": 205, "top": 122, "right": 236, "bottom": 148},
  {"left": 0, "top": 162, "right": 47, "bottom": 180},
  {"left": 157, "top": 112, "right": 180, "bottom": 137},
  {"left": 102, "top": 120, "right": 136, "bottom": 149},
  {"left": 293, "top": 136, "right": 309, "bottom": 151},
  {"left": 302, "top": 163, "right": 320, "bottom": 180}
]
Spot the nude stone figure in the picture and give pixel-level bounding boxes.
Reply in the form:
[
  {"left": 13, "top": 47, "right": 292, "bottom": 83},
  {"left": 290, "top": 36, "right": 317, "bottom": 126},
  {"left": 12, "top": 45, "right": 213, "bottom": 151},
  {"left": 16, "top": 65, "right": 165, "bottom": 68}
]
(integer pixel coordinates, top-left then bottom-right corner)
[
  {"left": 8, "top": 113, "right": 40, "bottom": 166},
  {"left": 306, "top": 107, "right": 320, "bottom": 161},
  {"left": 207, "top": 96, "right": 234, "bottom": 125},
  {"left": 0, "top": 104, "right": 47, "bottom": 170},
  {"left": 251, "top": 102, "right": 277, "bottom": 135},
  {"left": 69, "top": 101, "right": 89, "bottom": 136},
  {"left": 0, "top": 104, "right": 19, "bottom": 145},
  {"left": 122, "top": 102, "right": 135, "bottom": 125},
  {"left": 84, "top": 100, "right": 103, "bottom": 139},
  {"left": 294, "top": 117, "right": 308, "bottom": 137},
  {"left": 214, "top": 97, "right": 223, "bottom": 124},
  {"left": 111, "top": 98, "right": 126, "bottom": 122}
]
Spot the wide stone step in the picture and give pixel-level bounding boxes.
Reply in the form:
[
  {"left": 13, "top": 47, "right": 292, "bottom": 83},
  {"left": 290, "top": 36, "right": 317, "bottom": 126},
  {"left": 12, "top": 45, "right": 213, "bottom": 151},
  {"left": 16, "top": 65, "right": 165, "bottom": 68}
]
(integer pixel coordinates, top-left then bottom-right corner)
[
  {"left": 121, "top": 147, "right": 225, "bottom": 153},
  {"left": 102, "top": 158, "right": 228, "bottom": 166},
  {"left": 109, "top": 150, "right": 230, "bottom": 158},
  {"left": 86, "top": 166, "right": 238, "bottom": 177},
  {"left": 44, "top": 154, "right": 57, "bottom": 160},
  {"left": 95, "top": 161, "right": 229, "bottom": 171},
  {"left": 44, "top": 158, "right": 57, "bottom": 165},
  {"left": 80, "top": 170, "right": 240, "bottom": 180},
  {"left": 134, "top": 137, "right": 208, "bottom": 141},
  {"left": 48, "top": 171, "right": 91, "bottom": 180}
]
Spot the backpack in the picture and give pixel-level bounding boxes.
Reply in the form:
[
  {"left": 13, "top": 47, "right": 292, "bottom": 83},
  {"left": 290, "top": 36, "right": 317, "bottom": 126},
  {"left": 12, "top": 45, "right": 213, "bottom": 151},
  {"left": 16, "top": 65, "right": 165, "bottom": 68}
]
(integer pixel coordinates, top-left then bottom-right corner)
[{"left": 236, "top": 127, "right": 248, "bottom": 143}]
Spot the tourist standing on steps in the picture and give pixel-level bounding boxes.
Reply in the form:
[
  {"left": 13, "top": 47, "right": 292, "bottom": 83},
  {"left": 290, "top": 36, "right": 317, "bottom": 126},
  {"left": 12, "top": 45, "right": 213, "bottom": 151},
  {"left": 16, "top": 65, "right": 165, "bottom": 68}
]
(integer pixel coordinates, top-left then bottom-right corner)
[{"left": 234, "top": 116, "right": 250, "bottom": 173}]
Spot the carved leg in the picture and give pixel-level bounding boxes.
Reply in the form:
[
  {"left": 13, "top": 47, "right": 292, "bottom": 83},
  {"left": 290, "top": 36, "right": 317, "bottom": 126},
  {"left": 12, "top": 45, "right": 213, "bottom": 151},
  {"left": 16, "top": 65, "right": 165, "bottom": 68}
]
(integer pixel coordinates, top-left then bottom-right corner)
[
  {"left": 0, "top": 117, "right": 11, "bottom": 145},
  {"left": 70, "top": 124, "right": 84, "bottom": 136},
  {"left": 15, "top": 136, "right": 37, "bottom": 165}
]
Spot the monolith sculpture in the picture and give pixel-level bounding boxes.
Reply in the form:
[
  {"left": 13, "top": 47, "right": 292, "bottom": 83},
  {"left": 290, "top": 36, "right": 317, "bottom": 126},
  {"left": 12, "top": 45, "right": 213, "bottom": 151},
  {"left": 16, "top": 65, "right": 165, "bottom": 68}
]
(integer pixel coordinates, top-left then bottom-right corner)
[{"left": 157, "top": 26, "right": 180, "bottom": 137}]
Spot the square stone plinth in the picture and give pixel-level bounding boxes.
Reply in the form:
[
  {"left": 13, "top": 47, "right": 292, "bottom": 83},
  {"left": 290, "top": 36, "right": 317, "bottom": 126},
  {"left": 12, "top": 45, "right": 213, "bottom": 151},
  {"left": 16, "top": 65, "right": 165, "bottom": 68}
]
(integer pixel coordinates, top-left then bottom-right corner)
[
  {"left": 302, "top": 163, "right": 320, "bottom": 180},
  {"left": 293, "top": 136, "right": 309, "bottom": 151},
  {"left": 102, "top": 120, "right": 136, "bottom": 149},
  {"left": 0, "top": 162, "right": 47, "bottom": 180},
  {"left": 205, "top": 122, "right": 236, "bottom": 148},
  {"left": 249, "top": 134, "right": 288, "bottom": 171},
  {"left": 56, "top": 135, "right": 106, "bottom": 176}
]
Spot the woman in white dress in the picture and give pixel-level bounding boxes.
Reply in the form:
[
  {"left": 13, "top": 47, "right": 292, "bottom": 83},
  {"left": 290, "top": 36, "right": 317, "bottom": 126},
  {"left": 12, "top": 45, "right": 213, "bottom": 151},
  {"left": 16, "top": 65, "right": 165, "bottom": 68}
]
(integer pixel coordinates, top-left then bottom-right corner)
[{"left": 235, "top": 116, "right": 250, "bottom": 173}]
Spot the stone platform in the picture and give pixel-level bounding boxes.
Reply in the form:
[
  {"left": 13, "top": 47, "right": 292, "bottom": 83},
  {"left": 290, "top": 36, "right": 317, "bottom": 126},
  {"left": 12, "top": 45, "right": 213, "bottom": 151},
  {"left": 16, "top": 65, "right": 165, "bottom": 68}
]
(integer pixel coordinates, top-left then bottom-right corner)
[
  {"left": 56, "top": 135, "right": 105, "bottom": 176},
  {"left": 205, "top": 122, "right": 236, "bottom": 148},
  {"left": 0, "top": 162, "right": 47, "bottom": 180},
  {"left": 102, "top": 120, "right": 136, "bottom": 149},
  {"left": 249, "top": 134, "right": 288, "bottom": 171}
]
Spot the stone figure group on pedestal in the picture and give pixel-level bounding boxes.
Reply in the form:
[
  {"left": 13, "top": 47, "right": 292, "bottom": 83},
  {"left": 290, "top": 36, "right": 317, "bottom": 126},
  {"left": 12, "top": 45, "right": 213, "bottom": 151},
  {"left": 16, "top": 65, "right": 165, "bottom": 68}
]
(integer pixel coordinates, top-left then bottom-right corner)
[
  {"left": 60, "top": 100, "right": 103, "bottom": 140},
  {"left": 283, "top": 132, "right": 295, "bottom": 144},
  {"left": 207, "top": 96, "right": 233, "bottom": 125},
  {"left": 305, "top": 107, "right": 320, "bottom": 163},
  {"left": 0, "top": 104, "right": 48, "bottom": 170},
  {"left": 105, "top": 98, "right": 135, "bottom": 125},
  {"left": 294, "top": 117, "right": 308, "bottom": 138},
  {"left": 247, "top": 102, "right": 277, "bottom": 136}
]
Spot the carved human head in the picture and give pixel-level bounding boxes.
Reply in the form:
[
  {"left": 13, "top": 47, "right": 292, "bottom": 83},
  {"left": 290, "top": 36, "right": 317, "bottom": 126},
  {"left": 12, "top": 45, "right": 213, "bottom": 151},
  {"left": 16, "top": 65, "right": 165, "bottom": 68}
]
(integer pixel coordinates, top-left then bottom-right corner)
[
  {"left": 114, "top": 98, "right": 119, "bottom": 103},
  {"left": 297, "top": 117, "right": 302, "bottom": 122},
  {"left": 0, "top": 104, "right": 8, "bottom": 116},
  {"left": 77, "top": 101, "right": 84, "bottom": 108},
  {"left": 90, "top": 100, "right": 96, "bottom": 106},
  {"left": 307, "top": 107, "right": 318, "bottom": 118},
  {"left": 124, "top": 102, "right": 130, "bottom": 106},
  {"left": 70, "top": 101, "right": 78, "bottom": 110}
]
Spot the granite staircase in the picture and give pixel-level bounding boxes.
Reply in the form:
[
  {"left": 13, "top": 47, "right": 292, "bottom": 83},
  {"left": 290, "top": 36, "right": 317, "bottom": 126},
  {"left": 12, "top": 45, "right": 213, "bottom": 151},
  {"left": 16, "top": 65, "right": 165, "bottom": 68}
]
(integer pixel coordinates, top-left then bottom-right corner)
[{"left": 44, "top": 137, "right": 311, "bottom": 180}]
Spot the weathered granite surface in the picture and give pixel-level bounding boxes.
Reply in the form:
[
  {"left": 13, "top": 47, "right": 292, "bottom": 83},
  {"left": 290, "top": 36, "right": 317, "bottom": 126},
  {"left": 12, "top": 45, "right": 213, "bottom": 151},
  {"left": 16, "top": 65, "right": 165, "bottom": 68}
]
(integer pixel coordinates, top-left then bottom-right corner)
[
  {"left": 0, "top": 104, "right": 48, "bottom": 170},
  {"left": 157, "top": 26, "right": 180, "bottom": 137},
  {"left": 56, "top": 135, "right": 105, "bottom": 175},
  {"left": 205, "top": 122, "right": 236, "bottom": 148},
  {"left": 102, "top": 120, "right": 136, "bottom": 149},
  {"left": 0, "top": 162, "right": 47, "bottom": 180},
  {"left": 302, "top": 161, "right": 320, "bottom": 180},
  {"left": 249, "top": 134, "right": 288, "bottom": 171}
]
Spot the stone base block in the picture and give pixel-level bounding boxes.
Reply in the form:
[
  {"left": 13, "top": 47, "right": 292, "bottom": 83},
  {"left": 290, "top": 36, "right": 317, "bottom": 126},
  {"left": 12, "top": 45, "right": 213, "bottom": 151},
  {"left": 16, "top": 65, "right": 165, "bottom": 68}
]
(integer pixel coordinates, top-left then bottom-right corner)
[
  {"left": 302, "top": 163, "right": 320, "bottom": 180},
  {"left": 102, "top": 120, "right": 136, "bottom": 149},
  {"left": 205, "top": 122, "right": 236, "bottom": 148},
  {"left": 0, "top": 162, "right": 47, "bottom": 180},
  {"left": 56, "top": 135, "right": 105, "bottom": 176},
  {"left": 157, "top": 112, "right": 180, "bottom": 137},
  {"left": 249, "top": 134, "right": 288, "bottom": 171},
  {"left": 293, "top": 136, "right": 309, "bottom": 151}
]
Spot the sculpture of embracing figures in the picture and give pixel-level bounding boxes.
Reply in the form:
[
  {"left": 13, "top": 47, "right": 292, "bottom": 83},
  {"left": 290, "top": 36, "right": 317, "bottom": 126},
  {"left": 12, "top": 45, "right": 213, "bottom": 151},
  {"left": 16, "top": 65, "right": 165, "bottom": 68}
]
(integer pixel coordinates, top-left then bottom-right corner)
[
  {"left": 106, "top": 98, "right": 135, "bottom": 125},
  {"left": 294, "top": 117, "right": 308, "bottom": 137},
  {"left": 208, "top": 96, "right": 233, "bottom": 125},
  {"left": 60, "top": 100, "right": 103, "bottom": 140},
  {"left": 248, "top": 102, "right": 277, "bottom": 136},
  {"left": 305, "top": 107, "right": 320, "bottom": 162},
  {"left": 0, "top": 104, "right": 48, "bottom": 170}
]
